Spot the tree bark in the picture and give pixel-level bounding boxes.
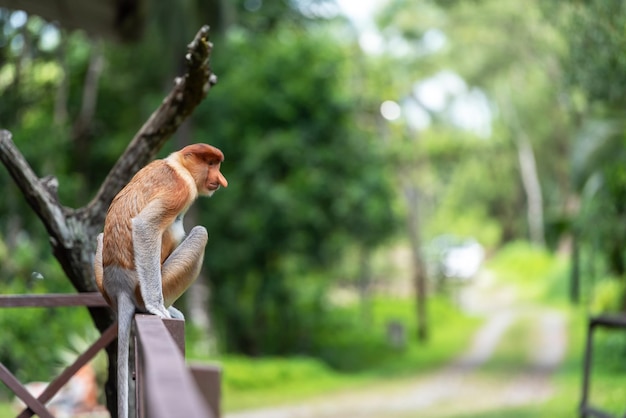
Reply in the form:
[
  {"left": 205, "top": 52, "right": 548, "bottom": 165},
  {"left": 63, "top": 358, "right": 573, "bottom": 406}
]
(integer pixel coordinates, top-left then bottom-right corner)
[
  {"left": 0, "top": 25, "right": 217, "bottom": 418},
  {"left": 516, "top": 134, "right": 545, "bottom": 246},
  {"left": 358, "top": 246, "right": 372, "bottom": 325},
  {"left": 403, "top": 184, "right": 428, "bottom": 342},
  {"left": 498, "top": 86, "right": 546, "bottom": 247}
]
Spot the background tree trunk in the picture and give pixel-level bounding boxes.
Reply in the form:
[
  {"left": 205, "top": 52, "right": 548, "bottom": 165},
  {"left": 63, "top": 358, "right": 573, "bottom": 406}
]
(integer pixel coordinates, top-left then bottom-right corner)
[
  {"left": 403, "top": 184, "right": 428, "bottom": 342},
  {"left": 516, "top": 135, "right": 545, "bottom": 246}
]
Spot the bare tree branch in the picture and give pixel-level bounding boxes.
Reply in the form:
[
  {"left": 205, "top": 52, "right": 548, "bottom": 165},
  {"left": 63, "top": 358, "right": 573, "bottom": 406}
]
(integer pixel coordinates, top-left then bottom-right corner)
[
  {"left": 84, "top": 25, "right": 217, "bottom": 227},
  {"left": 0, "top": 25, "right": 218, "bottom": 415},
  {"left": 0, "top": 25, "right": 217, "bottom": 290},
  {"left": 0, "top": 131, "right": 71, "bottom": 246}
]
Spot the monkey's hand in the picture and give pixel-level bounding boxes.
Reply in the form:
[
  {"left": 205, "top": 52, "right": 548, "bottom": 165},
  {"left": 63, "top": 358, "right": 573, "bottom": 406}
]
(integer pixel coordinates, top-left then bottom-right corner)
[{"left": 132, "top": 201, "right": 172, "bottom": 320}]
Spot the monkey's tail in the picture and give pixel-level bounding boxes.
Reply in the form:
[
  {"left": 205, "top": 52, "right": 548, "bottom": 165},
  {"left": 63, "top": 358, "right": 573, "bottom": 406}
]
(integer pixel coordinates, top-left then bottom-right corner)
[{"left": 116, "top": 291, "right": 135, "bottom": 418}]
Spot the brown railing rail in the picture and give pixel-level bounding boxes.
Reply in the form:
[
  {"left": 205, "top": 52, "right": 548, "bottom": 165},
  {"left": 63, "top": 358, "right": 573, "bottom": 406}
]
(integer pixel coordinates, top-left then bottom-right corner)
[{"left": 0, "top": 293, "right": 220, "bottom": 418}]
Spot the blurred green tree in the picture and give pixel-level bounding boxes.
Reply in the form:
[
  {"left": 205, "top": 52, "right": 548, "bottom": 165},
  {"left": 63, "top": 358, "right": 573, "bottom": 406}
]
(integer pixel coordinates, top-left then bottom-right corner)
[
  {"left": 196, "top": 23, "right": 398, "bottom": 355},
  {"left": 0, "top": 2, "right": 399, "bottom": 366},
  {"left": 553, "top": 0, "right": 626, "bottom": 304}
]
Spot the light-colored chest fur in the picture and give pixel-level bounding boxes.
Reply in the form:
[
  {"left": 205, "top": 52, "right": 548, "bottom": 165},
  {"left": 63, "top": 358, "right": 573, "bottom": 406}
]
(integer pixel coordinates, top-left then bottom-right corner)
[{"left": 168, "top": 213, "right": 187, "bottom": 246}]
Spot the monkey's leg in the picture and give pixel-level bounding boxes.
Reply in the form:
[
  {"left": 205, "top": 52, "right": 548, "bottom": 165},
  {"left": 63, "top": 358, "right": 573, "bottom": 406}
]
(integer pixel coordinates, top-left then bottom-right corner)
[
  {"left": 132, "top": 212, "right": 172, "bottom": 318},
  {"left": 161, "top": 225, "right": 208, "bottom": 308}
]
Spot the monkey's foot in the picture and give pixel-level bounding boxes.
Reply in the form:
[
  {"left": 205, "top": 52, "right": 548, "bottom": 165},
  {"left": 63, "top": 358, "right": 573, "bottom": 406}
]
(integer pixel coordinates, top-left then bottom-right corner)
[
  {"left": 168, "top": 306, "right": 185, "bottom": 320},
  {"left": 145, "top": 304, "right": 172, "bottom": 319}
]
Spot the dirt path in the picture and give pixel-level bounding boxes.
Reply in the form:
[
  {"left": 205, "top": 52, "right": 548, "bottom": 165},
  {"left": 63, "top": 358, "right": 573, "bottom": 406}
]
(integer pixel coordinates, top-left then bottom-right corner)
[{"left": 225, "top": 273, "right": 568, "bottom": 418}]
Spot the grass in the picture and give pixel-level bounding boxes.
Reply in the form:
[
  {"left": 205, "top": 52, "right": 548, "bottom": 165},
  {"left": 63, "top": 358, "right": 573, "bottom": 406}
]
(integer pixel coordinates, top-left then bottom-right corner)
[
  {"left": 215, "top": 356, "right": 365, "bottom": 411},
  {"left": 190, "top": 295, "right": 482, "bottom": 412},
  {"left": 0, "top": 402, "right": 13, "bottom": 417}
]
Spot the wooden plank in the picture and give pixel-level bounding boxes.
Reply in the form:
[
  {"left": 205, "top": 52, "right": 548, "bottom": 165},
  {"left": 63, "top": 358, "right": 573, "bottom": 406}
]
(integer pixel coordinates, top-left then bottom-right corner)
[
  {"left": 16, "top": 323, "right": 118, "bottom": 418},
  {"left": 190, "top": 364, "right": 221, "bottom": 418},
  {"left": 163, "top": 317, "right": 185, "bottom": 355},
  {"left": 134, "top": 315, "right": 213, "bottom": 418},
  {"left": 0, "top": 363, "right": 54, "bottom": 418},
  {"left": 0, "top": 293, "right": 108, "bottom": 307},
  {"left": 134, "top": 317, "right": 184, "bottom": 417}
]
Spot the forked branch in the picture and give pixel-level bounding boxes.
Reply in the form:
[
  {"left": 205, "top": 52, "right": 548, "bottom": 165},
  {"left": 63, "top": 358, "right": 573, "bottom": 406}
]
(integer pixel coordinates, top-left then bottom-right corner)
[{"left": 84, "top": 25, "right": 217, "bottom": 227}]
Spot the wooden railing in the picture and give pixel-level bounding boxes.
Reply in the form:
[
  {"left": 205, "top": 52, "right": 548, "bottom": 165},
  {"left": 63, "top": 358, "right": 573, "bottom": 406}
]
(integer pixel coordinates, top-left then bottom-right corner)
[
  {"left": 134, "top": 314, "right": 219, "bottom": 418},
  {"left": 0, "top": 293, "right": 220, "bottom": 418}
]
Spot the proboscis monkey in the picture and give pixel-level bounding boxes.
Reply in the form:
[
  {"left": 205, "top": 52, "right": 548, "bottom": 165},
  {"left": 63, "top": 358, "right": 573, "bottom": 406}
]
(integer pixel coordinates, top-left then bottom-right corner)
[{"left": 93, "top": 143, "right": 227, "bottom": 418}]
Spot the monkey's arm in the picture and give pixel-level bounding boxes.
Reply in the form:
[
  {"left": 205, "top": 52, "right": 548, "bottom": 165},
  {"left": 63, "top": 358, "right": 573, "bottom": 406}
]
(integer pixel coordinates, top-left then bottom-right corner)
[{"left": 131, "top": 199, "right": 173, "bottom": 318}]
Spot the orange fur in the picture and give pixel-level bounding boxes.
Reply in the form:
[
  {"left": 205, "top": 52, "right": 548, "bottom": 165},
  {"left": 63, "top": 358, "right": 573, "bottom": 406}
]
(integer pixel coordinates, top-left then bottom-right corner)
[
  {"left": 94, "top": 143, "right": 226, "bottom": 418},
  {"left": 102, "top": 161, "right": 191, "bottom": 270},
  {"left": 97, "top": 144, "right": 226, "bottom": 305}
]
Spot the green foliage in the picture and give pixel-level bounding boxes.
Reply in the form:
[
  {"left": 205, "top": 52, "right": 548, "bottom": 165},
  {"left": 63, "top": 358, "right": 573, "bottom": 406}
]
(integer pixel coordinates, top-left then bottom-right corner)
[
  {"left": 195, "top": 24, "right": 399, "bottom": 355},
  {"left": 594, "top": 328, "right": 626, "bottom": 374},
  {"left": 562, "top": 1, "right": 626, "bottom": 107},
  {"left": 487, "top": 241, "right": 555, "bottom": 283},
  {"left": 589, "top": 277, "right": 625, "bottom": 314},
  {"left": 0, "top": 234, "right": 93, "bottom": 391},
  {"left": 0, "top": 3, "right": 402, "bottom": 364},
  {"left": 486, "top": 241, "right": 570, "bottom": 303},
  {"left": 555, "top": 0, "right": 626, "bottom": 280},
  {"left": 573, "top": 129, "right": 626, "bottom": 277},
  {"left": 418, "top": 131, "right": 519, "bottom": 247}
]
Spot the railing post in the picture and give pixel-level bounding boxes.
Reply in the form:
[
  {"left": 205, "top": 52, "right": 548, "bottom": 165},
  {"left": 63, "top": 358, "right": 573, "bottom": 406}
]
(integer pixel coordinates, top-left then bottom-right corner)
[
  {"left": 578, "top": 314, "right": 626, "bottom": 418},
  {"left": 134, "top": 314, "right": 213, "bottom": 418},
  {"left": 190, "top": 364, "right": 222, "bottom": 418},
  {"left": 163, "top": 317, "right": 186, "bottom": 355},
  {"left": 134, "top": 317, "right": 186, "bottom": 417},
  {"left": 580, "top": 319, "right": 595, "bottom": 418},
  {"left": 0, "top": 293, "right": 112, "bottom": 418}
]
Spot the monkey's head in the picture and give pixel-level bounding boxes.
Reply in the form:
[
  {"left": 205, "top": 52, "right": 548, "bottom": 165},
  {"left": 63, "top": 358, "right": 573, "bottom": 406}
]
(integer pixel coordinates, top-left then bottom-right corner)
[{"left": 180, "top": 143, "right": 228, "bottom": 197}]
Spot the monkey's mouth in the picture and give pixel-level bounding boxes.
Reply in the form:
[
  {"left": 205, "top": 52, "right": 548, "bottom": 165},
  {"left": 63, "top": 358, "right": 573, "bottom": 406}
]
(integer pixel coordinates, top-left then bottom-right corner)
[{"left": 207, "top": 183, "right": 221, "bottom": 191}]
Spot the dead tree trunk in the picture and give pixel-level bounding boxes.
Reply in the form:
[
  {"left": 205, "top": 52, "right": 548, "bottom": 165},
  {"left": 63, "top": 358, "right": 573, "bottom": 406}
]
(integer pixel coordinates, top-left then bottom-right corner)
[
  {"left": 403, "top": 184, "right": 428, "bottom": 342},
  {"left": 516, "top": 134, "right": 545, "bottom": 247},
  {"left": 0, "top": 26, "right": 217, "bottom": 418}
]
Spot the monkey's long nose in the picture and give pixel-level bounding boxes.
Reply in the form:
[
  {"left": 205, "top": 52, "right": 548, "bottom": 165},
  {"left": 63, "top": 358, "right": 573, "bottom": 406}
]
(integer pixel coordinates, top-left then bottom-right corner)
[{"left": 218, "top": 172, "right": 228, "bottom": 188}]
